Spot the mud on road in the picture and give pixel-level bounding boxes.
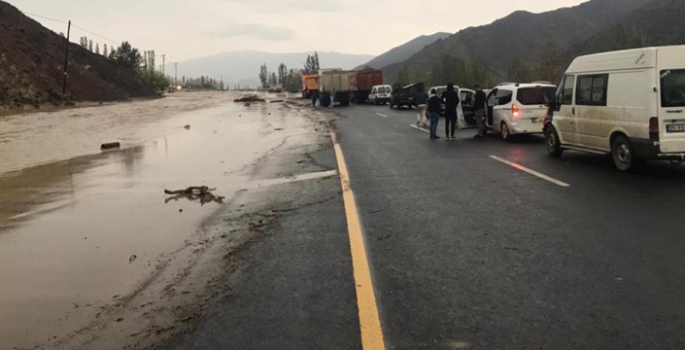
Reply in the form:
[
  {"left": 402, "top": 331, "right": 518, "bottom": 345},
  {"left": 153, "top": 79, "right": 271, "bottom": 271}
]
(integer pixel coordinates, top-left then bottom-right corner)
[{"left": 0, "top": 92, "right": 339, "bottom": 350}]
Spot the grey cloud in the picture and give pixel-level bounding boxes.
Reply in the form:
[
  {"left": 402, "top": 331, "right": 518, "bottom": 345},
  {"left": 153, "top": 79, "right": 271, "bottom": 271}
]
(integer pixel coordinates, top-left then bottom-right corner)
[
  {"left": 211, "top": 23, "right": 295, "bottom": 41},
  {"left": 223, "top": 0, "right": 343, "bottom": 13}
]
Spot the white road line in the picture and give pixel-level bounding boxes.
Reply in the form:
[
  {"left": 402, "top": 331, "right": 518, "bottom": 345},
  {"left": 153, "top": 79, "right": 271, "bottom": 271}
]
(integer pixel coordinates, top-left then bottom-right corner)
[
  {"left": 409, "top": 124, "right": 429, "bottom": 133},
  {"left": 375, "top": 113, "right": 388, "bottom": 118},
  {"left": 355, "top": 107, "right": 365, "bottom": 111},
  {"left": 489, "top": 155, "right": 571, "bottom": 188}
]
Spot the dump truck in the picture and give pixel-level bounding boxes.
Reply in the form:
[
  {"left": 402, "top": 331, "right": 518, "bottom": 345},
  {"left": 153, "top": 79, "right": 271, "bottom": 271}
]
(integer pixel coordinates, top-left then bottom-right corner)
[
  {"left": 319, "top": 69, "right": 351, "bottom": 107},
  {"left": 301, "top": 74, "right": 319, "bottom": 98},
  {"left": 349, "top": 69, "right": 383, "bottom": 104}
]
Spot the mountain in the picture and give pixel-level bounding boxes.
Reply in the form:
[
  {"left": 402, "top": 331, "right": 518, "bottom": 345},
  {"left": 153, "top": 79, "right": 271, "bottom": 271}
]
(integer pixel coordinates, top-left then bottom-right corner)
[
  {"left": 0, "top": 1, "right": 156, "bottom": 107},
  {"left": 563, "top": 0, "right": 685, "bottom": 62},
  {"left": 176, "top": 51, "right": 373, "bottom": 89},
  {"left": 355, "top": 32, "right": 451, "bottom": 70},
  {"left": 382, "top": 0, "right": 653, "bottom": 85}
]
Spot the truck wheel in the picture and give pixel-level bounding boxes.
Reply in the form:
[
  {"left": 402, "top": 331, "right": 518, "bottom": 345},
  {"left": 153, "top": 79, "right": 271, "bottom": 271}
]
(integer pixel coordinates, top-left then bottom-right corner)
[
  {"left": 545, "top": 125, "right": 564, "bottom": 157},
  {"left": 611, "top": 135, "right": 637, "bottom": 172}
]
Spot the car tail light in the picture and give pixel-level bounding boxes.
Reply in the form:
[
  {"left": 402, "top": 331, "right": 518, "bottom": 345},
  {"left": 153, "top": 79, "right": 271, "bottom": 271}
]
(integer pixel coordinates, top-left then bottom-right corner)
[
  {"left": 649, "top": 117, "right": 659, "bottom": 141},
  {"left": 512, "top": 104, "right": 520, "bottom": 119}
]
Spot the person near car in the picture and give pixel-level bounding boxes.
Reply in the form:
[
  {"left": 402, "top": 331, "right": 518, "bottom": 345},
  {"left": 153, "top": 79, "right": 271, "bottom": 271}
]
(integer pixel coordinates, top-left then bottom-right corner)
[
  {"left": 442, "top": 83, "right": 460, "bottom": 141},
  {"left": 472, "top": 84, "right": 487, "bottom": 138},
  {"left": 428, "top": 89, "right": 442, "bottom": 140},
  {"left": 414, "top": 90, "right": 429, "bottom": 127}
]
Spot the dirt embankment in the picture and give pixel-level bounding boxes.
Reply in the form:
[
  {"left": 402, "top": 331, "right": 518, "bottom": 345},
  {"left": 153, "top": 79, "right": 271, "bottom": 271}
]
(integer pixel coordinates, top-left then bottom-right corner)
[{"left": 0, "top": 1, "right": 157, "bottom": 108}]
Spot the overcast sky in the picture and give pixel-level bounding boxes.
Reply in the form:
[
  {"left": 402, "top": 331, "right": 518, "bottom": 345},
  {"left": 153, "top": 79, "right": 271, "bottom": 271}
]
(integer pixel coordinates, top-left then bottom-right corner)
[{"left": 11, "top": 0, "right": 588, "bottom": 62}]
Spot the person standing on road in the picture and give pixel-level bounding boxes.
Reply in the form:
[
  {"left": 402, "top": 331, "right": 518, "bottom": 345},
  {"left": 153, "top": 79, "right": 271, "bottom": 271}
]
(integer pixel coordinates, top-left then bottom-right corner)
[
  {"left": 414, "top": 90, "right": 429, "bottom": 127},
  {"left": 311, "top": 90, "right": 318, "bottom": 107},
  {"left": 473, "top": 84, "right": 487, "bottom": 138},
  {"left": 428, "top": 89, "right": 442, "bottom": 140},
  {"left": 442, "top": 83, "right": 460, "bottom": 141}
]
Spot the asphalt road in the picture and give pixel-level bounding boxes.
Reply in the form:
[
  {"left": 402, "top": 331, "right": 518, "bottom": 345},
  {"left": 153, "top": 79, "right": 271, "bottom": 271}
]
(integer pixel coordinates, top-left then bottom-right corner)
[{"left": 171, "top": 102, "right": 685, "bottom": 350}]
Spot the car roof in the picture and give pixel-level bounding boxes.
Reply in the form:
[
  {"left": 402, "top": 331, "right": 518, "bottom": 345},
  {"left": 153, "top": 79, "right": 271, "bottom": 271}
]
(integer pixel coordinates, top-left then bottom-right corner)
[{"left": 495, "top": 83, "right": 556, "bottom": 90}]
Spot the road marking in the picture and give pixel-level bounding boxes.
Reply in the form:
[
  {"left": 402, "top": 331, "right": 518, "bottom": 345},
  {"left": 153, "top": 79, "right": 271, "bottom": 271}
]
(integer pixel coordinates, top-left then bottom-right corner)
[
  {"left": 247, "top": 170, "right": 338, "bottom": 188},
  {"left": 331, "top": 132, "right": 386, "bottom": 350},
  {"left": 375, "top": 113, "right": 388, "bottom": 118},
  {"left": 355, "top": 107, "right": 365, "bottom": 111},
  {"left": 409, "top": 124, "right": 429, "bottom": 133},
  {"left": 489, "top": 155, "right": 570, "bottom": 187}
]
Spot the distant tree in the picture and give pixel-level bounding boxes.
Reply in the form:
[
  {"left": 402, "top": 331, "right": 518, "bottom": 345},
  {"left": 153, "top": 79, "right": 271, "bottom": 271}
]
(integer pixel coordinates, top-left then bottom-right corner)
[
  {"left": 611, "top": 23, "right": 648, "bottom": 51},
  {"left": 103, "top": 44, "right": 108, "bottom": 57},
  {"left": 259, "top": 64, "right": 269, "bottom": 88},
  {"left": 278, "top": 63, "right": 288, "bottom": 84},
  {"left": 220, "top": 80, "right": 225, "bottom": 91},
  {"left": 140, "top": 69, "right": 170, "bottom": 92},
  {"left": 95, "top": 43, "right": 100, "bottom": 55},
  {"left": 269, "top": 72, "right": 278, "bottom": 87},
  {"left": 507, "top": 59, "right": 531, "bottom": 83},
  {"left": 79, "top": 36, "right": 88, "bottom": 48},
  {"left": 59, "top": 32, "right": 65, "bottom": 37},
  {"left": 109, "top": 41, "right": 143, "bottom": 71},
  {"left": 88, "top": 40, "right": 93, "bottom": 52},
  {"left": 303, "top": 52, "right": 320, "bottom": 74},
  {"left": 397, "top": 64, "right": 411, "bottom": 86},
  {"left": 537, "top": 33, "right": 560, "bottom": 82}
]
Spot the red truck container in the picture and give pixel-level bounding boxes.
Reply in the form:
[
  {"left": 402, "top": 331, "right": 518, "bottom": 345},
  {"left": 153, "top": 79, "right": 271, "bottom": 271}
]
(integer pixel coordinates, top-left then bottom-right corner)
[{"left": 349, "top": 69, "right": 383, "bottom": 103}]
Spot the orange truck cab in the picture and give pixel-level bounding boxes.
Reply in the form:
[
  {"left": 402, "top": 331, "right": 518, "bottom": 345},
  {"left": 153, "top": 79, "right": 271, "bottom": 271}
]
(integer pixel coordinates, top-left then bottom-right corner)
[{"left": 301, "top": 74, "right": 320, "bottom": 98}]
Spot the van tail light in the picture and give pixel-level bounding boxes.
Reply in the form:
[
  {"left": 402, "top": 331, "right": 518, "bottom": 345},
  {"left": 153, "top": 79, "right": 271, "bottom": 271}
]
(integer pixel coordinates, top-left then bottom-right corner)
[
  {"left": 512, "top": 104, "right": 520, "bottom": 120},
  {"left": 649, "top": 117, "right": 659, "bottom": 141}
]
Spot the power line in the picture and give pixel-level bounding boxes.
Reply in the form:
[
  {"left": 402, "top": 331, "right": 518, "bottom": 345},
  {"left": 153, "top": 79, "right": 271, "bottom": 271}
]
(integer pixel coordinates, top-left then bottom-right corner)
[
  {"left": 71, "top": 23, "right": 119, "bottom": 45},
  {"left": 24, "top": 11, "right": 119, "bottom": 45},
  {"left": 23, "top": 11, "right": 68, "bottom": 24}
]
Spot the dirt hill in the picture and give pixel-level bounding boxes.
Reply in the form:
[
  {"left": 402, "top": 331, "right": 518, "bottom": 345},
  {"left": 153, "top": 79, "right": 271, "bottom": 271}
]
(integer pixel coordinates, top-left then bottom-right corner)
[{"left": 0, "top": 1, "right": 157, "bottom": 107}]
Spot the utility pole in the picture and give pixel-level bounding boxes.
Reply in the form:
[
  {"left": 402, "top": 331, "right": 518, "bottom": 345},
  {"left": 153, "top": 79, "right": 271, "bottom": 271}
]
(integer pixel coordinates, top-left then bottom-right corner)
[
  {"left": 175, "top": 63, "right": 178, "bottom": 86},
  {"left": 62, "top": 20, "right": 71, "bottom": 99},
  {"left": 162, "top": 54, "right": 166, "bottom": 76}
]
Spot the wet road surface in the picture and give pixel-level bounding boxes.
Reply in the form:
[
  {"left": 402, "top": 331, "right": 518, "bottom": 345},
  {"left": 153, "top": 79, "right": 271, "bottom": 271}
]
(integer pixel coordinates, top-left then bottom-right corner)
[{"left": 172, "top": 102, "right": 685, "bottom": 350}]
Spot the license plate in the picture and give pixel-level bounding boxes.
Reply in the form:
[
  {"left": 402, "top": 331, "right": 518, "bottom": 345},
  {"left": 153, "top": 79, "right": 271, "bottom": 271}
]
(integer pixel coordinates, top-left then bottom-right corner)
[
  {"left": 531, "top": 117, "right": 543, "bottom": 123},
  {"left": 667, "top": 124, "right": 685, "bottom": 133}
]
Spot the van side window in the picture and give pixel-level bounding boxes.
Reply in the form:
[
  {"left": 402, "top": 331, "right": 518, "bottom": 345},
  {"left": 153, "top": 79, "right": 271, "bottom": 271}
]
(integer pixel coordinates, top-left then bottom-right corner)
[
  {"left": 496, "top": 89, "right": 513, "bottom": 105},
  {"left": 576, "top": 74, "right": 608, "bottom": 106},
  {"left": 487, "top": 90, "right": 498, "bottom": 107},
  {"left": 561, "top": 75, "right": 574, "bottom": 105}
]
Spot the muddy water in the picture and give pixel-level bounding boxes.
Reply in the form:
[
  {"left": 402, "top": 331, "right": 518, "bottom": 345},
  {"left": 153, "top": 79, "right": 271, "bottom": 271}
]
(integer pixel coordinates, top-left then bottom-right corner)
[{"left": 0, "top": 98, "right": 310, "bottom": 349}]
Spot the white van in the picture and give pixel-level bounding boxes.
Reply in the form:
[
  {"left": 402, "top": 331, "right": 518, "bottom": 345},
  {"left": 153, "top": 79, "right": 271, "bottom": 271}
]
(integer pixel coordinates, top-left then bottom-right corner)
[
  {"left": 368, "top": 85, "right": 393, "bottom": 105},
  {"left": 544, "top": 46, "right": 685, "bottom": 171}
]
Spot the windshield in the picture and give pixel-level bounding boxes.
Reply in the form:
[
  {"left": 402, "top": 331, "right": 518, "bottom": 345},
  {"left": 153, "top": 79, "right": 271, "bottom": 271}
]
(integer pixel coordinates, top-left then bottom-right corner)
[
  {"left": 661, "top": 70, "right": 685, "bottom": 108},
  {"left": 516, "top": 87, "right": 557, "bottom": 105}
]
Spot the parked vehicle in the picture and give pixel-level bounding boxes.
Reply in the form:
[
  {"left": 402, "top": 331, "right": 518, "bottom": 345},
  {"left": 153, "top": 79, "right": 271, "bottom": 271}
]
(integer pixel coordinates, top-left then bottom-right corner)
[
  {"left": 484, "top": 83, "right": 556, "bottom": 140},
  {"left": 319, "top": 69, "right": 351, "bottom": 107},
  {"left": 301, "top": 74, "right": 319, "bottom": 99},
  {"left": 544, "top": 46, "right": 685, "bottom": 171},
  {"left": 368, "top": 85, "right": 393, "bottom": 105},
  {"left": 390, "top": 82, "right": 425, "bottom": 109},
  {"left": 350, "top": 70, "right": 383, "bottom": 103}
]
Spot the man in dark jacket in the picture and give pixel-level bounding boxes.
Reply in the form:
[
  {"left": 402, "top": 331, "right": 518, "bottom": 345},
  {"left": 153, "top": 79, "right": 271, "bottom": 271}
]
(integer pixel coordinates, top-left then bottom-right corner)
[
  {"left": 473, "top": 84, "right": 487, "bottom": 138},
  {"left": 428, "top": 89, "right": 442, "bottom": 140},
  {"left": 442, "top": 83, "right": 460, "bottom": 141}
]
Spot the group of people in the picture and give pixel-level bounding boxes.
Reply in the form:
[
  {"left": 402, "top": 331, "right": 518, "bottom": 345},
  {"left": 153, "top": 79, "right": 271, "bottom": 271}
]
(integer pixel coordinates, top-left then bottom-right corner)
[{"left": 414, "top": 83, "right": 487, "bottom": 140}]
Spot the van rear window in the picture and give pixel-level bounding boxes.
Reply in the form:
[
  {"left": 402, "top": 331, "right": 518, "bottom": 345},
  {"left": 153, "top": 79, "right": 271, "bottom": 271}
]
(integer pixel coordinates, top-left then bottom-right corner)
[
  {"left": 516, "top": 87, "right": 557, "bottom": 105},
  {"left": 661, "top": 70, "right": 685, "bottom": 108}
]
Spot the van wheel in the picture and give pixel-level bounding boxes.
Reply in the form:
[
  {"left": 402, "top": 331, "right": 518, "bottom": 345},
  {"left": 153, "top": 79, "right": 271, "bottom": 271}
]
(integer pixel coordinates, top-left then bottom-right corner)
[
  {"left": 611, "top": 135, "right": 636, "bottom": 172},
  {"left": 545, "top": 126, "right": 564, "bottom": 157},
  {"left": 501, "top": 122, "right": 511, "bottom": 141}
]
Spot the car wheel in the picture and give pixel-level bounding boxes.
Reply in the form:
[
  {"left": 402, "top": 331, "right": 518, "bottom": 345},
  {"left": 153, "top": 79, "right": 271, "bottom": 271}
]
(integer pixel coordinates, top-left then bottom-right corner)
[
  {"left": 545, "top": 126, "right": 564, "bottom": 157},
  {"left": 612, "top": 135, "right": 637, "bottom": 172},
  {"left": 501, "top": 122, "right": 511, "bottom": 141}
]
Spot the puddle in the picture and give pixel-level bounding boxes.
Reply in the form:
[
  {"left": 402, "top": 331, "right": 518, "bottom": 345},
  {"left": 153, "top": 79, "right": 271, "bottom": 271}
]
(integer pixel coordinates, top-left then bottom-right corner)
[{"left": 0, "top": 99, "right": 313, "bottom": 349}]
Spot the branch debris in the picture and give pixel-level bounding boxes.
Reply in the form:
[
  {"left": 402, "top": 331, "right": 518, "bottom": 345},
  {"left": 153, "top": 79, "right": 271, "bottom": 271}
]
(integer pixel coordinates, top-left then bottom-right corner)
[{"left": 164, "top": 186, "right": 225, "bottom": 205}]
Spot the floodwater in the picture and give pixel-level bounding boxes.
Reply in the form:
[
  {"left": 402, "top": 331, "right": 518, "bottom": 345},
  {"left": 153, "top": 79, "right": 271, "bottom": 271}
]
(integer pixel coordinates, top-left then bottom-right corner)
[{"left": 0, "top": 94, "right": 314, "bottom": 349}]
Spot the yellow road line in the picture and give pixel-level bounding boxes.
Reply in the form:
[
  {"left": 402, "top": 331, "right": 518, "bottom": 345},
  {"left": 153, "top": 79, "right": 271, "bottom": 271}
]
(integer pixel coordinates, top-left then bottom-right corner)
[{"left": 331, "top": 132, "right": 386, "bottom": 350}]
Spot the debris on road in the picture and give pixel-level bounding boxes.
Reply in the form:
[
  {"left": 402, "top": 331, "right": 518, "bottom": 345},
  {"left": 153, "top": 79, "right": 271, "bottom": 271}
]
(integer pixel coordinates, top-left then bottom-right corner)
[
  {"left": 184, "top": 125, "right": 191, "bottom": 130},
  {"left": 234, "top": 95, "right": 265, "bottom": 103},
  {"left": 129, "top": 255, "right": 137, "bottom": 263},
  {"left": 269, "top": 100, "right": 284, "bottom": 103},
  {"left": 101, "top": 142, "right": 121, "bottom": 150},
  {"left": 164, "top": 186, "right": 225, "bottom": 205}
]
